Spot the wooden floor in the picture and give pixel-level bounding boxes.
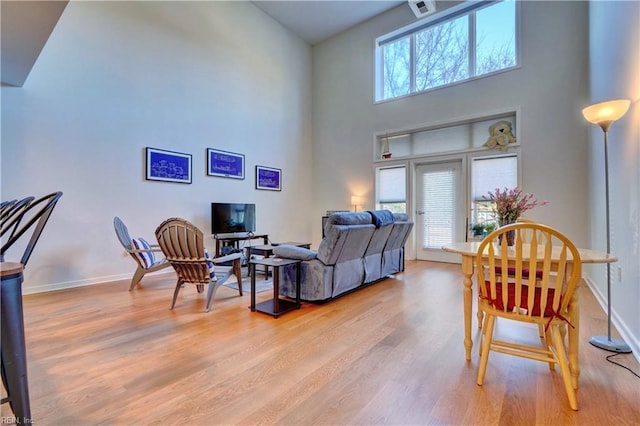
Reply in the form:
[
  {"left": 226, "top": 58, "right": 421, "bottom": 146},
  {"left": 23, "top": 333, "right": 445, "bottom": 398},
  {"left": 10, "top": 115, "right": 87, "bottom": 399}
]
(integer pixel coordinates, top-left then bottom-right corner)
[{"left": 7, "top": 261, "right": 640, "bottom": 425}]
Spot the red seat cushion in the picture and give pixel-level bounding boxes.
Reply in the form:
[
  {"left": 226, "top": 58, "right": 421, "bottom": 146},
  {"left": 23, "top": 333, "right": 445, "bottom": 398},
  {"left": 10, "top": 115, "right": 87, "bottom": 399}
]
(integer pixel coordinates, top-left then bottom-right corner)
[
  {"left": 483, "top": 281, "right": 557, "bottom": 317},
  {"left": 494, "top": 266, "right": 544, "bottom": 279}
]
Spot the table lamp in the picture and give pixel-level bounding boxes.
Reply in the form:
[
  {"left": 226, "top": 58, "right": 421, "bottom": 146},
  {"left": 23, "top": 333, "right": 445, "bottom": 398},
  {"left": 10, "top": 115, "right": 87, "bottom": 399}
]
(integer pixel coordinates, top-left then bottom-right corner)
[
  {"left": 582, "top": 98, "right": 632, "bottom": 353},
  {"left": 351, "top": 196, "right": 363, "bottom": 212}
]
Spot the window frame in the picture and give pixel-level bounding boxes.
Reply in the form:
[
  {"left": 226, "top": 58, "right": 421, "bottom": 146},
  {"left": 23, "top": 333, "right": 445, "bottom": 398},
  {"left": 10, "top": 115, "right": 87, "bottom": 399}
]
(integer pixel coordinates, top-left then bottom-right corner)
[{"left": 375, "top": 0, "right": 520, "bottom": 103}]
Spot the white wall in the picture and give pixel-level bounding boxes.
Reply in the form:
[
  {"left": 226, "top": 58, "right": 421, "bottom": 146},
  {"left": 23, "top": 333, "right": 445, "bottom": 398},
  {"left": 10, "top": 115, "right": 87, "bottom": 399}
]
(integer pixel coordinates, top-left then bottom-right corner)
[
  {"left": 586, "top": 0, "right": 640, "bottom": 356},
  {"left": 1, "top": 1, "right": 313, "bottom": 293},
  {"left": 312, "top": 1, "right": 590, "bottom": 247}
]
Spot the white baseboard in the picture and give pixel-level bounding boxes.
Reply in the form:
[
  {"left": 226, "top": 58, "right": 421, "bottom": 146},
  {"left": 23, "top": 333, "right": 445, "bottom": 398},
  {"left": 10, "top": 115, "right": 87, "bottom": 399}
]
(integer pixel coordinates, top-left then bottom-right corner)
[
  {"left": 583, "top": 273, "right": 640, "bottom": 364},
  {"left": 22, "top": 270, "right": 175, "bottom": 295}
]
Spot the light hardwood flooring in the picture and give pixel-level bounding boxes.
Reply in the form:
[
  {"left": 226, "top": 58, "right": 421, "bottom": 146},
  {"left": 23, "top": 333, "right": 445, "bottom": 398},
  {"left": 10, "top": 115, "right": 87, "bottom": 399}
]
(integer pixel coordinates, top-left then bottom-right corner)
[{"left": 5, "top": 260, "right": 640, "bottom": 425}]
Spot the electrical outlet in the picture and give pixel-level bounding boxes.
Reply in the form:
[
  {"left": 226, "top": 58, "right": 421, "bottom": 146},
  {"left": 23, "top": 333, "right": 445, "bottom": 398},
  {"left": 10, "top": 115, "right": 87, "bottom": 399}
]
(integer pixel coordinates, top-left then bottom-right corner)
[{"left": 618, "top": 266, "right": 622, "bottom": 282}]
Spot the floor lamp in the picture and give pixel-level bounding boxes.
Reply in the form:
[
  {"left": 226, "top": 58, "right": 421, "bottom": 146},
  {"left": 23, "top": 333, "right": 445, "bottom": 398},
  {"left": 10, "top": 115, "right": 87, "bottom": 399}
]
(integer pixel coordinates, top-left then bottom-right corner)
[{"left": 582, "top": 98, "right": 632, "bottom": 353}]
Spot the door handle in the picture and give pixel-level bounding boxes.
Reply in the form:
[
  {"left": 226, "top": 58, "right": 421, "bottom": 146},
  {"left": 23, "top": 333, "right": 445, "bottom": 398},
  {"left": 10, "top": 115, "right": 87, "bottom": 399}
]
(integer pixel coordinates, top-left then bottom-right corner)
[{"left": 417, "top": 210, "right": 425, "bottom": 215}]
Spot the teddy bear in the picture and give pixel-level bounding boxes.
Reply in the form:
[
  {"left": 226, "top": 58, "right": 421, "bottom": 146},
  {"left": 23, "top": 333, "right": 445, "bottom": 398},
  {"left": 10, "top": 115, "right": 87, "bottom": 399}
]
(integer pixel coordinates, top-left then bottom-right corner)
[{"left": 484, "top": 120, "right": 517, "bottom": 150}]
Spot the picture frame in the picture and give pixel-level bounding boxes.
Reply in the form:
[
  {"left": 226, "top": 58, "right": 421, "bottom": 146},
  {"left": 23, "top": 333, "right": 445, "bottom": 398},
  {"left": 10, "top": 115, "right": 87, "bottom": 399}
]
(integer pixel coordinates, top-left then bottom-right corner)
[
  {"left": 207, "top": 148, "right": 245, "bottom": 179},
  {"left": 255, "top": 165, "right": 282, "bottom": 191},
  {"left": 145, "top": 147, "right": 192, "bottom": 184}
]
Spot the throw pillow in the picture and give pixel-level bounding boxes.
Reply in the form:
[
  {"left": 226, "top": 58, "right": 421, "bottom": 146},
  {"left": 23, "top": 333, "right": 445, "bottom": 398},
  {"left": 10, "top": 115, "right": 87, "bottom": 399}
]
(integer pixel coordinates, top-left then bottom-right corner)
[
  {"left": 204, "top": 249, "right": 216, "bottom": 279},
  {"left": 273, "top": 245, "right": 317, "bottom": 261},
  {"left": 131, "top": 237, "right": 155, "bottom": 268}
]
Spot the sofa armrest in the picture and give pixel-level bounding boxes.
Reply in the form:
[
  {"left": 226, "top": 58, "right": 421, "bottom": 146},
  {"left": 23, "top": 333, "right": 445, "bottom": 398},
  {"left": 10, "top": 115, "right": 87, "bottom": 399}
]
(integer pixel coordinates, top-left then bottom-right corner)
[{"left": 274, "top": 245, "right": 317, "bottom": 261}]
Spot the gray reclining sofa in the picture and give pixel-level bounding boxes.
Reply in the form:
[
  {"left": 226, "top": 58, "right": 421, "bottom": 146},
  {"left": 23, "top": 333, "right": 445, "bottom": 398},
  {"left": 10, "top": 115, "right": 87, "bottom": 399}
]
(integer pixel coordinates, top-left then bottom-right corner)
[{"left": 274, "top": 210, "right": 413, "bottom": 302}]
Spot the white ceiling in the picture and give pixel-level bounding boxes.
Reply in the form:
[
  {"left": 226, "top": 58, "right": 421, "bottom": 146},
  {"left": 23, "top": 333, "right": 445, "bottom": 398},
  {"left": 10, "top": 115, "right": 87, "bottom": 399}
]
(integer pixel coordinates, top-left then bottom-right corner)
[
  {"left": 252, "top": 1, "right": 405, "bottom": 45},
  {"left": 1, "top": 1, "right": 69, "bottom": 87},
  {"left": 1, "top": 1, "right": 407, "bottom": 87}
]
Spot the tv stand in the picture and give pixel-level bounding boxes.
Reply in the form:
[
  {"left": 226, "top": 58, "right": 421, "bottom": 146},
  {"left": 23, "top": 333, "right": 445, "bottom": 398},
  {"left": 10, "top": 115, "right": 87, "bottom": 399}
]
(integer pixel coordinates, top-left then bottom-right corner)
[{"left": 214, "top": 234, "right": 268, "bottom": 258}]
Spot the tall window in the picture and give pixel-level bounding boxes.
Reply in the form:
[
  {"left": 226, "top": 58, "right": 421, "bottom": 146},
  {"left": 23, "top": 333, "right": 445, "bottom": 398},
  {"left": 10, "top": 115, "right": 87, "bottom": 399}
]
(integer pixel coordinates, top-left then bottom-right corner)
[
  {"left": 376, "top": 0, "right": 518, "bottom": 101},
  {"left": 471, "top": 154, "right": 518, "bottom": 226},
  {"left": 376, "top": 166, "right": 407, "bottom": 213}
]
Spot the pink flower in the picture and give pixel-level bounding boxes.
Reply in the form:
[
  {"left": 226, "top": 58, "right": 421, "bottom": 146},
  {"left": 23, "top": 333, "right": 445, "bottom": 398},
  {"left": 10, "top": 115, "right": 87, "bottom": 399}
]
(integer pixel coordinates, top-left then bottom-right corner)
[{"left": 483, "top": 187, "right": 548, "bottom": 223}]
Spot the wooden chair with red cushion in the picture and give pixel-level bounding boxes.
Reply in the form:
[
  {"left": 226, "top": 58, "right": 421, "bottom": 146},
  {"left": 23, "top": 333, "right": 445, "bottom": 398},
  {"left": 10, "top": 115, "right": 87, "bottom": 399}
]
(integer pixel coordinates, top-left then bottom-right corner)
[{"left": 475, "top": 222, "right": 582, "bottom": 410}]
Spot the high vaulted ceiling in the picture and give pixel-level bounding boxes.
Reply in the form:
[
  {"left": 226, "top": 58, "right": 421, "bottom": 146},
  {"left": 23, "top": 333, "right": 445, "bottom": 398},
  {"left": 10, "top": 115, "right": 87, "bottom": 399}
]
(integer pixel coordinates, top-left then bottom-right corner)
[
  {"left": 1, "top": 1, "right": 69, "bottom": 87},
  {"left": 253, "top": 1, "right": 405, "bottom": 44},
  {"left": 1, "top": 1, "right": 408, "bottom": 87}
]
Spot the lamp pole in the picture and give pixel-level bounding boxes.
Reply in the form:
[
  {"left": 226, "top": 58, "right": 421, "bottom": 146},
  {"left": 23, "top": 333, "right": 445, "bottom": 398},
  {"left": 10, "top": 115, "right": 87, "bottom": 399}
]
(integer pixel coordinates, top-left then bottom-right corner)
[
  {"left": 603, "top": 126, "right": 614, "bottom": 345},
  {"left": 586, "top": 115, "right": 632, "bottom": 353}
]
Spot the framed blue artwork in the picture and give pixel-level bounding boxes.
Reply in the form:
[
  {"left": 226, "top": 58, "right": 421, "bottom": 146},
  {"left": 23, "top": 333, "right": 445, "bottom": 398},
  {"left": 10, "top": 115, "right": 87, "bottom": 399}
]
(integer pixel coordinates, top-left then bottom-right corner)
[
  {"left": 255, "top": 165, "right": 281, "bottom": 191},
  {"left": 145, "top": 147, "right": 192, "bottom": 184},
  {"left": 207, "top": 148, "right": 245, "bottom": 179}
]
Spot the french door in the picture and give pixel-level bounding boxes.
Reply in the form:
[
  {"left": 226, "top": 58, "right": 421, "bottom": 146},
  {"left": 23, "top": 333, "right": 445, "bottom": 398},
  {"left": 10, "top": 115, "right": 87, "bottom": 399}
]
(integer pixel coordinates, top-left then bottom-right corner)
[{"left": 415, "top": 161, "right": 465, "bottom": 263}]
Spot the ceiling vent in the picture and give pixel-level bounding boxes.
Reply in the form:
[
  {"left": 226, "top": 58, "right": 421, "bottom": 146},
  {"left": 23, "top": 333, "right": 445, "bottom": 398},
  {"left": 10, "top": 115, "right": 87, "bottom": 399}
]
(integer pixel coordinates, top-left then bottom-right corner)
[{"left": 408, "top": 0, "right": 436, "bottom": 19}]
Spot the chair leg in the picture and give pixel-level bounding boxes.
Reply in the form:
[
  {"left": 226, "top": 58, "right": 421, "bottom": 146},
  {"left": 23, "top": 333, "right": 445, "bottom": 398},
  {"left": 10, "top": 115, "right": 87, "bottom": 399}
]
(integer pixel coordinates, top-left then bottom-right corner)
[
  {"left": 478, "top": 314, "right": 487, "bottom": 356},
  {"left": 171, "top": 280, "right": 183, "bottom": 309},
  {"left": 129, "top": 267, "right": 146, "bottom": 291},
  {"left": 477, "top": 314, "right": 495, "bottom": 386},
  {"left": 544, "top": 327, "right": 555, "bottom": 371},
  {"left": 233, "top": 259, "right": 243, "bottom": 296},
  {"left": 550, "top": 324, "right": 578, "bottom": 410},
  {"left": 205, "top": 280, "right": 223, "bottom": 312}
]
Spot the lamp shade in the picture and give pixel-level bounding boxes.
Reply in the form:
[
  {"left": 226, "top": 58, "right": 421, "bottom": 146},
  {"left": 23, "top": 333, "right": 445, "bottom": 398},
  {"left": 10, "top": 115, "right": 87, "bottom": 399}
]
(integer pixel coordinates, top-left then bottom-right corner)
[
  {"left": 351, "top": 196, "right": 362, "bottom": 206},
  {"left": 582, "top": 99, "right": 631, "bottom": 125}
]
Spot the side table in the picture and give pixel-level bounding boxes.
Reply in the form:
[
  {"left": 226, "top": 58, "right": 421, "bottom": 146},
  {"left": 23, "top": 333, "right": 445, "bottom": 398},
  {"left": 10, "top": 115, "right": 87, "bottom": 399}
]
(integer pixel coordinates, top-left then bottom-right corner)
[
  {"left": 246, "top": 244, "right": 274, "bottom": 279},
  {"left": 250, "top": 257, "right": 301, "bottom": 318},
  {"left": 1, "top": 262, "right": 31, "bottom": 423}
]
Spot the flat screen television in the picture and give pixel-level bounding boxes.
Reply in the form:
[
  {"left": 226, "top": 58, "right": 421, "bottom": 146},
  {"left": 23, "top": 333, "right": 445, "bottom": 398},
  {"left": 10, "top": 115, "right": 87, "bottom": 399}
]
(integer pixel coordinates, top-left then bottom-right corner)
[{"left": 211, "top": 203, "right": 256, "bottom": 235}]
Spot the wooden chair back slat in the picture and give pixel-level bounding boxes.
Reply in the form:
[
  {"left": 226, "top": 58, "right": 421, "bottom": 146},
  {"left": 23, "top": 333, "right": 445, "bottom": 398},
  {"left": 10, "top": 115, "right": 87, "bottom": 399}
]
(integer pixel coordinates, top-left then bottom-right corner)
[{"left": 477, "top": 223, "right": 581, "bottom": 320}]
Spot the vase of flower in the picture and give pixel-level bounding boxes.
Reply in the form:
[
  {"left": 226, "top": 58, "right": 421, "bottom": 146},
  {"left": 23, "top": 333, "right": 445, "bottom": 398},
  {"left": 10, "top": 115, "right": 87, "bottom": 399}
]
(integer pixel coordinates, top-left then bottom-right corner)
[
  {"left": 498, "top": 218, "right": 516, "bottom": 246},
  {"left": 483, "top": 187, "right": 549, "bottom": 247}
]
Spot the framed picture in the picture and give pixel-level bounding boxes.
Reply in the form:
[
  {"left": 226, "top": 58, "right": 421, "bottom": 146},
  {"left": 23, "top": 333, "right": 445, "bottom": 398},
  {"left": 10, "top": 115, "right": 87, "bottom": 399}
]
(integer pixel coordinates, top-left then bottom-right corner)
[
  {"left": 145, "top": 147, "right": 192, "bottom": 184},
  {"left": 207, "top": 148, "right": 245, "bottom": 179},
  {"left": 255, "top": 165, "right": 281, "bottom": 191}
]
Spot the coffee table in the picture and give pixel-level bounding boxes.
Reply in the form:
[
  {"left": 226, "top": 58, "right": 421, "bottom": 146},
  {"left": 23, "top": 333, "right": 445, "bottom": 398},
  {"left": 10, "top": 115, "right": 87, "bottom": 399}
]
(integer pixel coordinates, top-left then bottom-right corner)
[{"left": 250, "top": 257, "right": 301, "bottom": 318}]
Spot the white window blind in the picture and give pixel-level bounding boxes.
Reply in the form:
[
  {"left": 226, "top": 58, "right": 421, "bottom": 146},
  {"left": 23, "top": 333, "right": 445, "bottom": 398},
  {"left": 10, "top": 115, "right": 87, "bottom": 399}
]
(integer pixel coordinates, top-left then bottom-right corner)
[
  {"left": 422, "top": 168, "right": 454, "bottom": 248},
  {"left": 378, "top": 167, "right": 406, "bottom": 203},
  {"left": 472, "top": 155, "right": 517, "bottom": 201}
]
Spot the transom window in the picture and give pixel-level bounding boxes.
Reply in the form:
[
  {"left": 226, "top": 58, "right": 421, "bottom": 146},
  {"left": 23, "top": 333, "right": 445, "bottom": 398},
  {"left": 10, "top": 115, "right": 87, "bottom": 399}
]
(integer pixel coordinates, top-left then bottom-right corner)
[{"left": 376, "top": 0, "right": 518, "bottom": 102}]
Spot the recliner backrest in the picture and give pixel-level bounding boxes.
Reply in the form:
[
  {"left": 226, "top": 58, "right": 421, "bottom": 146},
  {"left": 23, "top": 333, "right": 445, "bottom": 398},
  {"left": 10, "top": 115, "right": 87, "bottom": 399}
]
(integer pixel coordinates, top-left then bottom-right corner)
[
  {"left": 317, "top": 212, "right": 375, "bottom": 265},
  {"left": 364, "top": 210, "right": 395, "bottom": 256}
]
